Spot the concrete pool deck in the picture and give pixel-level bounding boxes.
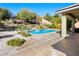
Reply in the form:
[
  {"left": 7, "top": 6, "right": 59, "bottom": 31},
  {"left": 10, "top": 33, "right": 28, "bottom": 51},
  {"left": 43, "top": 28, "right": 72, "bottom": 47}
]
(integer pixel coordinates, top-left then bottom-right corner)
[{"left": 0, "top": 31, "right": 65, "bottom": 56}]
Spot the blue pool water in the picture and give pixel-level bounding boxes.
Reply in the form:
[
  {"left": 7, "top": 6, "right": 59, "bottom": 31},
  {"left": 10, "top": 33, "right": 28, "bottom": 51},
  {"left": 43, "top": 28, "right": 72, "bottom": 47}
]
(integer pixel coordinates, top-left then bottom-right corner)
[{"left": 29, "top": 29, "right": 58, "bottom": 35}]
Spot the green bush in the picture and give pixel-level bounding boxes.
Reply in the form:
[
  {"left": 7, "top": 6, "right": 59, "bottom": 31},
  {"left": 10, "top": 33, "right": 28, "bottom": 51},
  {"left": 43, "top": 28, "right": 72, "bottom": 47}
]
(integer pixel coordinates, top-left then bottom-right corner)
[
  {"left": 16, "top": 24, "right": 31, "bottom": 31},
  {"left": 7, "top": 38, "right": 26, "bottom": 46},
  {"left": 45, "top": 24, "right": 61, "bottom": 29},
  {"left": 45, "top": 24, "right": 53, "bottom": 28},
  {"left": 16, "top": 24, "right": 26, "bottom": 31},
  {"left": 18, "top": 31, "right": 32, "bottom": 37},
  {"left": 37, "top": 25, "right": 44, "bottom": 30}
]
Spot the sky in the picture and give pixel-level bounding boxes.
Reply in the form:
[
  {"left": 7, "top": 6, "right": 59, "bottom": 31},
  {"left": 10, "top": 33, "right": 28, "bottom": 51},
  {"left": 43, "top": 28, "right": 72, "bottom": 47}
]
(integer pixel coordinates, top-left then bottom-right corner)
[{"left": 0, "top": 3, "right": 75, "bottom": 16}]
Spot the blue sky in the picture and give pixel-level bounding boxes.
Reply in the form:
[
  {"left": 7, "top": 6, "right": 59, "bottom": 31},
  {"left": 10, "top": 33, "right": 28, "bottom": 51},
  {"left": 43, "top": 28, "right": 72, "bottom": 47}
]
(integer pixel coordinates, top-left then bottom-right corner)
[{"left": 0, "top": 3, "right": 74, "bottom": 16}]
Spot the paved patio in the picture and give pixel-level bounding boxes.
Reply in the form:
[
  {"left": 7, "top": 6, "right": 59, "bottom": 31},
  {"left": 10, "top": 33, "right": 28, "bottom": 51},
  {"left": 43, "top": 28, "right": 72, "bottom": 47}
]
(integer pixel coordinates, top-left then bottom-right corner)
[
  {"left": 52, "top": 33, "right": 79, "bottom": 56},
  {"left": 10, "top": 43, "right": 65, "bottom": 56},
  {"left": 0, "top": 31, "right": 65, "bottom": 56},
  {"left": 8, "top": 32, "right": 65, "bottom": 56},
  {"left": 0, "top": 31, "right": 17, "bottom": 55}
]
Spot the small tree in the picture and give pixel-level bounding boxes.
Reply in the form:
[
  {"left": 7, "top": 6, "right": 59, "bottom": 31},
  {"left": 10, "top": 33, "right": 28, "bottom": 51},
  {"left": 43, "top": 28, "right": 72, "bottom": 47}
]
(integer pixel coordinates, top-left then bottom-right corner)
[
  {"left": 16, "top": 9, "right": 36, "bottom": 21},
  {"left": 43, "top": 13, "right": 52, "bottom": 21},
  {"left": 0, "top": 8, "right": 11, "bottom": 20},
  {"left": 51, "top": 14, "right": 61, "bottom": 29}
]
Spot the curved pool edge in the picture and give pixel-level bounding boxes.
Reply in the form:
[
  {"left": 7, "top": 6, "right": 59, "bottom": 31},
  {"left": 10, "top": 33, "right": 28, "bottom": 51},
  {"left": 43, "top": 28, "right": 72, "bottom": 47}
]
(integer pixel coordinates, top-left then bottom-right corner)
[{"left": 30, "top": 30, "right": 59, "bottom": 35}]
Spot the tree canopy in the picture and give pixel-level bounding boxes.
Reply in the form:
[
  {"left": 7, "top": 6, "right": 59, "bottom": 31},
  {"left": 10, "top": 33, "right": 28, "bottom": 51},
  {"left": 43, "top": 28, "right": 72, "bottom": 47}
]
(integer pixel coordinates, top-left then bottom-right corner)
[
  {"left": 43, "top": 14, "right": 61, "bottom": 29},
  {"left": 0, "top": 8, "right": 11, "bottom": 20},
  {"left": 43, "top": 13, "right": 52, "bottom": 21},
  {"left": 16, "top": 9, "right": 36, "bottom": 20},
  {"left": 0, "top": 8, "right": 61, "bottom": 29},
  {"left": 52, "top": 14, "right": 61, "bottom": 29}
]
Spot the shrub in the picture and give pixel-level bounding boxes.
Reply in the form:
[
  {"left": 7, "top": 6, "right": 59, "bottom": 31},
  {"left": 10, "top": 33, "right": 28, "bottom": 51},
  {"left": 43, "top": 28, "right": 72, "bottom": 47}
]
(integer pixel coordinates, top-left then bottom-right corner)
[
  {"left": 18, "top": 31, "right": 32, "bottom": 37},
  {"left": 45, "top": 24, "right": 53, "bottom": 28},
  {"left": 16, "top": 24, "right": 26, "bottom": 31},
  {"left": 45, "top": 24, "right": 61, "bottom": 29},
  {"left": 37, "top": 25, "right": 44, "bottom": 30},
  {"left": 16, "top": 24, "right": 31, "bottom": 31},
  {"left": 7, "top": 38, "right": 26, "bottom": 46}
]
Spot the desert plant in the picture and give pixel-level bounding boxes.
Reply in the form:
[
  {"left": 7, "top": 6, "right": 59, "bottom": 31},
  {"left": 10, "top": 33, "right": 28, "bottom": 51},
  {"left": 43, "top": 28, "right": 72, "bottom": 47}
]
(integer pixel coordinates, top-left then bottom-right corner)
[
  {"left": 16, "top": 24, "right": 26, "bottom": 31},
  {"left": 37, "top": 25, "right": 44, "bottom": 30},
  {"left": 16, "top": 24, "right": 31, "bottom": 31},
  {"left": 16, "top": 9, "right": 36, "bottom": 21},
  {"left": 45, "top": 24, "right": 53, "bottom": 28},
  {"left": 18, "top": 31, "right": 32, "bottom": 37},
  {"left": 7, "top": 38, "right": 26, "bottom": 46}
]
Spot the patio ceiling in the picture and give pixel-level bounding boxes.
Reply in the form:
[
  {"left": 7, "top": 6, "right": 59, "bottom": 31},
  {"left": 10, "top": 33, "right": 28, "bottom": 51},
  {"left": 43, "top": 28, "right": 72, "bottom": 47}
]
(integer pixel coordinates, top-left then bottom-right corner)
[
  {"left": 57, "top": 4, "right": 79, "bottom": 19},
  {"left": 66, "top": 9, "right": 79, "bottom": 19}
]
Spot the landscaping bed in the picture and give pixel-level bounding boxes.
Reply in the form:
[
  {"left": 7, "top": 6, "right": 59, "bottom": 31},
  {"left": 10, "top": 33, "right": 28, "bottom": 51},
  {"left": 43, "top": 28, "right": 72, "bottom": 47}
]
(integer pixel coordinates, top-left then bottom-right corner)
[{"left": 7, "top": 38, "right": 26, "bottom": 46}]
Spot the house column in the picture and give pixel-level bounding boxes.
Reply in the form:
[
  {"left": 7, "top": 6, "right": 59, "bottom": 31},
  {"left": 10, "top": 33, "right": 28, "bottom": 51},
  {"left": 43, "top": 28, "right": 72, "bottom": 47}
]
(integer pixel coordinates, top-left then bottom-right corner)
[{"left": 60, "top": 14, "right": 67, "bottom": 39}]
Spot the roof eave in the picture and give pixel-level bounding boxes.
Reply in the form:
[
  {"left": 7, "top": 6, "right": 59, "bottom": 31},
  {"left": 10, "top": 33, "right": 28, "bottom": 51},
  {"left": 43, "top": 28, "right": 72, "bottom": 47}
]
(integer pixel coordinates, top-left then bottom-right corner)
[{"left": 56, "top": 4, "right": 79, "bottom": 14}]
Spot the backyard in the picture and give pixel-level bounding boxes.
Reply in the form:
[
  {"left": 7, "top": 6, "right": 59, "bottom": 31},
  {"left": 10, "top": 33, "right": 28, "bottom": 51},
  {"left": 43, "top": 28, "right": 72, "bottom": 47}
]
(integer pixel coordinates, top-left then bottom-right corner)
[
  {"left": 0, "top": 3, "right": 69, "bottom": 56},
  {"left": 0, "top": 7, "right": 63, "bottom": 56}
]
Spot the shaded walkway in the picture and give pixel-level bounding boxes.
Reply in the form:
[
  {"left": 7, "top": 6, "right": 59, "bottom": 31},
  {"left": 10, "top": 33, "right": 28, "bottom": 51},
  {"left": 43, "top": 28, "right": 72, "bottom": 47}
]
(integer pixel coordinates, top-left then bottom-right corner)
[{"left": 52, "top": 33, "right": 79, "bottom": 56}]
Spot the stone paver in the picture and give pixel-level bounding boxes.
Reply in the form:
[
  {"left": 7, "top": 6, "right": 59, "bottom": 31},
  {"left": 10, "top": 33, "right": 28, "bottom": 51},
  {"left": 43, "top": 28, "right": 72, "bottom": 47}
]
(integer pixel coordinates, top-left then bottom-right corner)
[
  {"left": 9, "top": 44, "right": 65, "bottom": 56},
  {"left": 0, "top": 31, "right": 23, "bottom": 56},
  {"left": 8, "top": 33, "right": 65, "bottom": 56},
  {"left": 14, "top": 33, "right": 62, "bottom": 51},
  {"left": 0, "top": 31, "right": 64, "bottom": 56},
  {"left": 0, "top": 31, "right": 17, "bottom": 55}
]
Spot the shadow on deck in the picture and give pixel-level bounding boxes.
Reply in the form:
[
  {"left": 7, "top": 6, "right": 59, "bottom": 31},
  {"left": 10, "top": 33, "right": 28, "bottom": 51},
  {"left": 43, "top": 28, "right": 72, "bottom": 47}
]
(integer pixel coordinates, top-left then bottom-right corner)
[
  {"left": 0, "top": 35, "right": 14, "bottom": 39},
  {"left": 52, "top": 33, "right": 79, "bottom": 56}
]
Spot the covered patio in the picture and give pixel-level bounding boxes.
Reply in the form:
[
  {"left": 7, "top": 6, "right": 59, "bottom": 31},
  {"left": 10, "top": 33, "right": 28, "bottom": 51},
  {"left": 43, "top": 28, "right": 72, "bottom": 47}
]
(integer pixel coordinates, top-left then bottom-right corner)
[
  {"left": 52, "top": 4, "right": 79, "bottom": 56},
  {"left": 57, "top": 4, "right": 79, "bottom": 39}
]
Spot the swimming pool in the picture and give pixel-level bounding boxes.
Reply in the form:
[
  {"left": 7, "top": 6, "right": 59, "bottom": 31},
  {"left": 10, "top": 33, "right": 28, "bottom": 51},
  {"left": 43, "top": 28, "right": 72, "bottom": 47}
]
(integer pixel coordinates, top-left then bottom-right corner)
[{"left": 29, "top": 29, "right": 58, "bottom": 35}]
